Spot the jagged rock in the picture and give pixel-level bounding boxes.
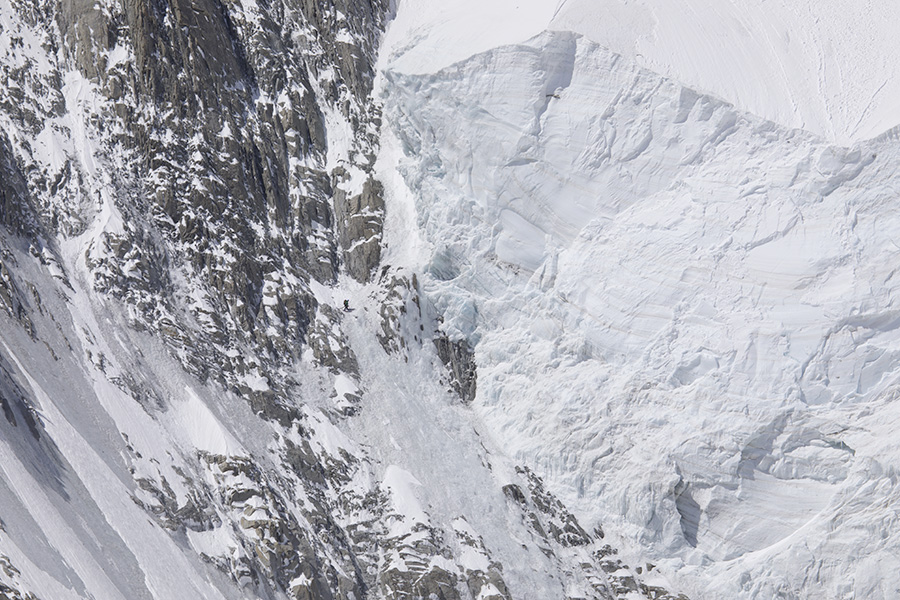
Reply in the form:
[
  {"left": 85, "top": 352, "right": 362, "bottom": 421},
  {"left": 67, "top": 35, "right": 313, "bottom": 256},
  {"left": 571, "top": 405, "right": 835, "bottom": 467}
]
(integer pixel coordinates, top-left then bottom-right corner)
[
  {"left": 282, "top": 438, "right": 328, "bottom": 487},
  {"left": 0, "top": 581, "right": 40, "bottom": 600},
  {"left": 0, "top": 555, "right": 40, "bottom": 600},
  {"left": 434, "top": 334, "right": 477, "bottom": 403},
  {"left": 19, "top": 0, "right": 385, "bottom": 424},
  {"left": 133, "top": 479, "right": 221, "bottom": 533},
  {"left": 0, "top": 132, "right": 36, "bottom": 238},
  {"left": 504, "top": 466, "right": 691, "bottom": 600},
  {"left": 333, "top": 170, "right": 385, "bottom": 283},
  {"left": 502, "top": 482, "right": 526, "bottom": 504},
  {"left": 245, "top": 388, "right": 304, "bottom": 428},
  {"left": 308, "top": 304, "right": 359, "bottom": 375},
  {"left": 375, "top": 269, "right": 422, "bottom": 355},
  {"left": 452, "top": 518, "right": 512, "bottom": 600},
  {"left": 517, "top": 467, "right": 591, "bottom": 547},
  {"left": 377, "top": 519, "right": 463, "bottom": 600},
  {"left": 379, "top": 566, "right": 460, "bottom": 600},
  {"left": 203, "top": 451, "right": 369, "bottom": 599},
  {"left": 0, "top": 353, "right": 41, "bottom": 439},
  {"left": 0, "top": 260, "right": 34, "bottom": 339}
]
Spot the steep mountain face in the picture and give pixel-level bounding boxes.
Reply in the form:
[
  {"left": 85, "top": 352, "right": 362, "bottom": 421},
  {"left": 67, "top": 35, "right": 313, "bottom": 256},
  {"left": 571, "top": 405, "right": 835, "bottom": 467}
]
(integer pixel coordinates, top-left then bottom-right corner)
[
  {"left": 0, "top": 1, "right": 682, "bottom": 599},
  {"left": 0, "top": 0, "right": 398, "bottom": 596},
  {"left": 3, "top": 0, "right": 388, "bottom": 399},
  {"left": 1, "top": 1, "right": 899, "bottom": 600}
]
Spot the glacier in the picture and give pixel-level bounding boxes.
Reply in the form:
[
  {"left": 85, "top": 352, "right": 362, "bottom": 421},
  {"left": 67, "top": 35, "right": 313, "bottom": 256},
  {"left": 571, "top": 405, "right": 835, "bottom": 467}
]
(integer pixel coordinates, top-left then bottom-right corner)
[
  {"left": 0, "top": 0, "right": 899, "bottom": 599},
  {"left": 378, "top": 25, "right": 900, "bottom": 598},
  {"left": 376, "top": 2, "right": 900, "bottom": 598}
]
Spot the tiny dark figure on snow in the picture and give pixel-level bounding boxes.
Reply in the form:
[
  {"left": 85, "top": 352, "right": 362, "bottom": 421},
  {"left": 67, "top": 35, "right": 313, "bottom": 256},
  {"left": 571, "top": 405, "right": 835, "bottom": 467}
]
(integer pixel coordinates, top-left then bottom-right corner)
[{"left": 343, "top": 299, "right": 350, "bottom": 311}]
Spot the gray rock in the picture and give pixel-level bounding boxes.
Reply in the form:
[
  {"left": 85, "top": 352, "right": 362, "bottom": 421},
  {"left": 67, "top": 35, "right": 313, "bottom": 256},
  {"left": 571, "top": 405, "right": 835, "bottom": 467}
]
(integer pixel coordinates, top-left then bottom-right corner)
[
  {"left": 333, "top": 171, "right": 385, "bottom": 283},
  {"left": 0, "top": 132, "right": 36, "bottom": 239},
  {"left": 0, "top": 260, "right": 34, "bottom": 339},
  {"left": 308, "top": 304, "right": 359, "bottom": 376},
  {"left": 434, "top": 334, "right": 477, "bottom": 403},
  {"left": 375, "top": 270, "right": 422, "bottom": 355}
]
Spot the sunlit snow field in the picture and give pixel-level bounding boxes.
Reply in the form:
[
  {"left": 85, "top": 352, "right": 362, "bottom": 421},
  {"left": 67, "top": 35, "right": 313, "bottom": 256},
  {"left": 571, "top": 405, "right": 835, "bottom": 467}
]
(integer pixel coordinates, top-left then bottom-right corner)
[{"left": 382, "top": 0, "right": 900, "bottom": 144}]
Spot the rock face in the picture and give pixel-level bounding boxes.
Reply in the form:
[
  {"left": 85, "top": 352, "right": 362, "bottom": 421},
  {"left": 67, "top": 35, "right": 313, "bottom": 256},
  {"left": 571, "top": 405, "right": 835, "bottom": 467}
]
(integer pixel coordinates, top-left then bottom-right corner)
[
  {"left": 0, "top": 132, "right": 35, "bottom": 238},
  {"left": 333, "top": 172, "right": 384, "bottom": 283},
  {"left": 0, "top": 0, "right": 394, "bottom": 597},
  {"left": 434, "top": 334, "right": 477, "bottom": 403},
  {"left": 2, "top": 0, "right": 388, "bottom": 387}
]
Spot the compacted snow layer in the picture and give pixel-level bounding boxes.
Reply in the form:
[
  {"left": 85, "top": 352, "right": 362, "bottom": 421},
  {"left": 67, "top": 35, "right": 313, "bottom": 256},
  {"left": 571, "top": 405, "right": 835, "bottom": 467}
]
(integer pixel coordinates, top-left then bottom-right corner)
[
  {"left": 0, "top": 291, "right": 240, "bottom": 600},
  {"left": 382, "top": 0, "right": 900, "bottom": 143},
  {"left": 379, "top": 30, "right": 900, "bottom": 599},
  {"left": 551, "top": 0, "right": 900, "bottom": 143}
]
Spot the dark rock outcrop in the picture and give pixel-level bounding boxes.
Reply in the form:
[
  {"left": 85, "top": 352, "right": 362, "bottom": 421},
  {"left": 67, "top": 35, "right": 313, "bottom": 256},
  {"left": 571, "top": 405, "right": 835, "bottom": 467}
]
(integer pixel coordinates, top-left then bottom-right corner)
[
  {"left": 434, "top": 334, "right": 477, "bottom": 403},
  {"left": 334, "top": 172, "right": 385, "bottom": 283}
]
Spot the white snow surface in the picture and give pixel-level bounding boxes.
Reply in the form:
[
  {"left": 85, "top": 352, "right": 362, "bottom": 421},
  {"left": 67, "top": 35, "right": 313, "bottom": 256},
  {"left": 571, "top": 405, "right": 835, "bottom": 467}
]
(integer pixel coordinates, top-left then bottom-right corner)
[
  {"left": 376, "top": 6, "right": 900, "bottom": 598},
  {"left": 381, "top": 0, "right": 900, "bottom": 144}
]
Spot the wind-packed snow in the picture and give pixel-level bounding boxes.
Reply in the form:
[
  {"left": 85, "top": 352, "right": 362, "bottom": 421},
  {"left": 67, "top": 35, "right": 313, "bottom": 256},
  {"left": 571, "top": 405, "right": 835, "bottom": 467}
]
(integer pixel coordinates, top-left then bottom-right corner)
[
  {"left": 381, "top": 0, "right": 900, "bottom": 143},
  {"left": 376, "top": 8, "right": 900, "bottom": 598},
  {"left": 0, "top": 332, "right": 230, "bottom": 600},
  {"left": 378, "top": 0, "right": 557, "bottom": 75},
  {"left": 172, "top": 387, "right": 246, "bottom": 457}
]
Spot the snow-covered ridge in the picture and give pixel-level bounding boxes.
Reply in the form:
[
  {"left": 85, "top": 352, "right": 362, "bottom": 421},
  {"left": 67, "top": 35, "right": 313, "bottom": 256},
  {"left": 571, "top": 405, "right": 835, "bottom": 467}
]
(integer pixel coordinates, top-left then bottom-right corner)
[{"left": 381, "top": 29, "right": 900, "bottom": 599}]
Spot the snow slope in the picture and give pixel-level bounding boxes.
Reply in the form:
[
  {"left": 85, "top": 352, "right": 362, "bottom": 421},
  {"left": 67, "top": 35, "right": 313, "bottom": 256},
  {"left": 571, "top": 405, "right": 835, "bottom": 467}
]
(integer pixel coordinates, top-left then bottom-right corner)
[
  {"left": 0, "top": 264, "right": 245, "bottom": 600},
  {"left": 382, "top": 0, "right": 900, "bottom": 143},
  {"left": 551, "top": 0, "right": 900, "bottom": 144},
  {"left": 377, "top": 20, "right": 900, "bottom": 600},
  {"left": 3, "top": 0, "right": 655, "bottom": 596}
]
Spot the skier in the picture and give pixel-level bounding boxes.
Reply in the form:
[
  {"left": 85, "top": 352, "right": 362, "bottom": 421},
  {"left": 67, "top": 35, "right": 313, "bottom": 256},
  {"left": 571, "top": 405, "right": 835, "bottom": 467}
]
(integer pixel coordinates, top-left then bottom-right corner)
[{"left": 343, "top": 299, "right": 350, "bottom": 311}]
